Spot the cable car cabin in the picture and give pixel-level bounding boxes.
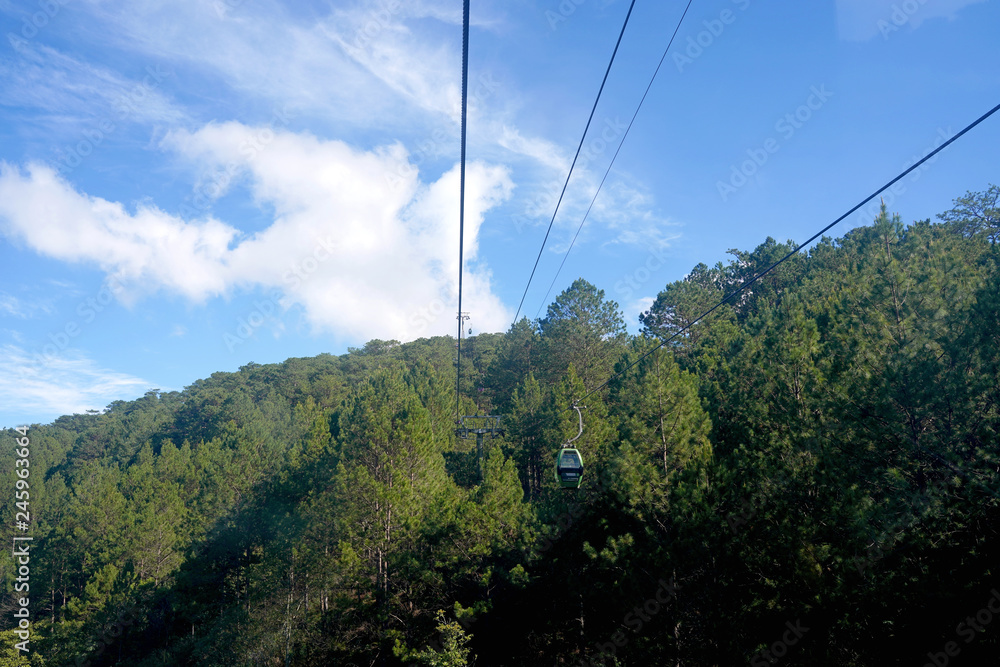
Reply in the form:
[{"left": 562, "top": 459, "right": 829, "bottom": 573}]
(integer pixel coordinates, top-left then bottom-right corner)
[{"left": 555, "top": 447, "right": 584, "bottom": 489}]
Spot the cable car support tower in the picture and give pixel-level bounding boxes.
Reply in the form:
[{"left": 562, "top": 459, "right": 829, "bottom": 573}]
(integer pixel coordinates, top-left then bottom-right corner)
[{"left": 455, "top": 414, "right": 505, "bottom": 482}]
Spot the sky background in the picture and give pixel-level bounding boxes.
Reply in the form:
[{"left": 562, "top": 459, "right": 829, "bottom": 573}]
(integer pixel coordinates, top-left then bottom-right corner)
[{"left": 1, "top": 0, "right": 998, "bottom": 427}]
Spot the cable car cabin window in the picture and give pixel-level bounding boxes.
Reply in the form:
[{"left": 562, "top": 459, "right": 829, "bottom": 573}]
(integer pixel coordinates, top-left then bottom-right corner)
[{"left": 559, "top": 450, "right": 581, "bottom": 469}]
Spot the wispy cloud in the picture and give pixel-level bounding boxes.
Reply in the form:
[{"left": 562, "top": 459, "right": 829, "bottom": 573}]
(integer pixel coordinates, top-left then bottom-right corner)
[
  {"left": 496, "top": 125, "right": 570, "bottom": 174},
  {"left": 0, "top": 292, "right": 54, "bottom": 319},
  {"left": 73, "top": 0, "right": 416, "bottom": 128},
  {"left": 318, "top": 0, "right": 506, "bottom": 125},
  {"left": 0, "top": 294, "right": 27, "bottom": 318},
  {"left": 594, "top": 179, "right": 682, "bottom": 250},
  {"left": 836, "top": 0, "right": 986, "bottom": 41},
  {"left": 0, "top": 344, "right": 151, "bottom": 424},
  {"left": 0, "top": 41, "right": 184, "bottom": 131}
]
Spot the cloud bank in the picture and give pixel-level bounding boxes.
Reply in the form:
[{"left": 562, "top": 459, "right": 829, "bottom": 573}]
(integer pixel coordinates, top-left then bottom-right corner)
[{"left": 0, "top": 123, "right": 514, "bottom": 342}]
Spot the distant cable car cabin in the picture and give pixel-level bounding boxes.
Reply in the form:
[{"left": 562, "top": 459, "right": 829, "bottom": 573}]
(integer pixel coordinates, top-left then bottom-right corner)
[
  {"left": 554, "top": 405, "right": 585, "bottom": 489},
  {"left": 555, "top": 446, "right": 584, "bottom": 489}
]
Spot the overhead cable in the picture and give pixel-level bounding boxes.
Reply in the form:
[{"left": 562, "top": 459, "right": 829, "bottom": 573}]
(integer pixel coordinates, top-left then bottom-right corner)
[
  {"left": 535, "top": 0, "right": 696, "bottom": 319},
  {"left": 456, "top": 0, "right": 470, "bottom": 420},
  {"left": 510, "top": 0, "right": 639, "bottom": 326},
  {"left": 575, "top": 101, "right": 1000, "bottom": 407}
]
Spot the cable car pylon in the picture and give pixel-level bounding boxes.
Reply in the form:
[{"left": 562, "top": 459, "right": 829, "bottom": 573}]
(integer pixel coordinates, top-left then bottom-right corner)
[
  {"left": 555, "top": 405, "right": 585, "bottom": 489},
  {"left": 453, "top": 312, "right": 505, "bottom": 482},
  {"left": 455, "top": 414, "right": 504, "bottom": 483}
]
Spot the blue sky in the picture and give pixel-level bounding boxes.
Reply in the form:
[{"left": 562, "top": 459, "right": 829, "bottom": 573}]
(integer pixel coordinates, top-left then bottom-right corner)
[{"left": 1, "top": 0, "right": 998, "bottom": 427}]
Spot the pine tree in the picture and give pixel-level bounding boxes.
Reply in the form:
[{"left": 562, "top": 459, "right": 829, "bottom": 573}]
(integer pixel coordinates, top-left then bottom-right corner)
[{"left": 537, "top": 278, "right": 628, "bottom": 391}]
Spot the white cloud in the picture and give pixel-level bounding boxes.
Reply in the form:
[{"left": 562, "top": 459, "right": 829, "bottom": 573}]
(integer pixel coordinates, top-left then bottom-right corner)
[
  {"left": 0, "top": 344, "right": 151, "bottom": 421},
  {"left": 0, "top": 162, "right": 239, "bottom": 303},
  {"left": 401, "top": 161, "right": 514, "bottom": 335},
  {"left": 625, "top": 296, "right": 656, "bottom": 332},
  {"left": 0, "top": 122, "right": 514, "bottom": 342},
  {"left": 836, "top": 0, "right": 986, "bottom": 41}
]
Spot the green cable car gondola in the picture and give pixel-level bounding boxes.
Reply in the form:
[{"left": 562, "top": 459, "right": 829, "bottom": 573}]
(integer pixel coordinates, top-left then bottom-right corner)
[
  {"left": 554, "top": 405, "right": 586, "bottom": 489},
  {"left": 555, "top": 446, "right": 584, "bottom": 489}
]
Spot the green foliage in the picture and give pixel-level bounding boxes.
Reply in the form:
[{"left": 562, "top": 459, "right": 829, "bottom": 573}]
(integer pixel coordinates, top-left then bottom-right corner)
[
  {"left": 0, "top": 630, "right": 31, "bottom": 667},
  {"left": 537, "top": 278, "right": 628, "bottom": 390},
  {"left": 397, "top": 610, "right": 474, "bottom": 666},
  {"left": 937, "top": 182, "right": 999, "bottom": 244}
]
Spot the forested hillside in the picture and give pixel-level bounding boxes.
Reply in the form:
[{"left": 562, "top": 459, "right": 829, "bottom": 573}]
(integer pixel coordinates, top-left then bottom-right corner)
[{"left": 2, "top": 188, "right": 999, "bottom": 666}]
